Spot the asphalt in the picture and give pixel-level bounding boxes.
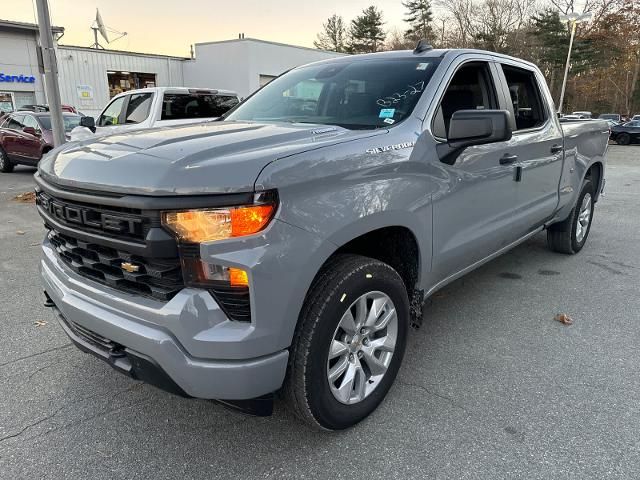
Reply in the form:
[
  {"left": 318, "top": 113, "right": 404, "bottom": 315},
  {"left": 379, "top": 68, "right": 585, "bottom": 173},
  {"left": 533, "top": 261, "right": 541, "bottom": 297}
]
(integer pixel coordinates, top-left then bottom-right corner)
[{"left": 1, "top": 146, "right": 639, "bottom": 479}]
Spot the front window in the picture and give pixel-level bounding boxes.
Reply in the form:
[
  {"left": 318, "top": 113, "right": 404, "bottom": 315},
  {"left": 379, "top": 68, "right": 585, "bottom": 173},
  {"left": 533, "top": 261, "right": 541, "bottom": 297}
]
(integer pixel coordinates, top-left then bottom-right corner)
[
  {"left": 124, "top": 93, "right": 153, "bottom": 124},
  {"left": 98, "top": 96, "right": 127, "bottom": 126},
  {"left": 226, "top": 58, "right": 441, "bottom": 129}
]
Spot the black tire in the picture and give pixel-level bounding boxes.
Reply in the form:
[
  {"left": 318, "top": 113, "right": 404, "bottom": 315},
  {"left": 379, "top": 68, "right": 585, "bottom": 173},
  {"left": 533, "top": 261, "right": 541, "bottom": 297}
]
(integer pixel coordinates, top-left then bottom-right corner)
[
  {"left": 0, "top": 147, "right": 14, "bottom": 173},
  {"left": 547, "top": 179, "right": 595, "bottom": 254},
  {"left": 616, "top": 133, "right": 631, "bottom": 145},
  {"left": 285, "top": 254, "right": 409, "bottom": 430}
]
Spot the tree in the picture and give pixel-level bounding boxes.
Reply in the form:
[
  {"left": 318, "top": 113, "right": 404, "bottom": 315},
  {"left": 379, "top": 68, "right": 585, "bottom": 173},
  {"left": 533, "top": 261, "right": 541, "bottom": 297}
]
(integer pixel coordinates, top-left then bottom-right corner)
[
  {"left": 314, "top": 14, "right": 347, "bottom": 52},
  {"left": 402, "top": 0, "right": 435, "bottom": 43},
  {"left": 347, "top": 6, "right": 386, "bottom": 53}
]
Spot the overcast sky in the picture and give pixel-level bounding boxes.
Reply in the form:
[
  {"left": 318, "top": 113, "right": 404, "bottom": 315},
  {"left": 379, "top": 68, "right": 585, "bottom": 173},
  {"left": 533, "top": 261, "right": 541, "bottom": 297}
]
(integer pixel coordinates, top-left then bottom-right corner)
[{"left": 8, "top": 0, "right": 427, "bottom": 57}]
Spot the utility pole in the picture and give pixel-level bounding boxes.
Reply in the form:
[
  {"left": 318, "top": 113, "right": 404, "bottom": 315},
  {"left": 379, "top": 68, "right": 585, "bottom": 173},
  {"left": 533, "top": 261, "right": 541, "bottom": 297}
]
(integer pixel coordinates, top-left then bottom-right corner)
[{"left": 35, "top": 0, "right": 65, "bottom": 147}]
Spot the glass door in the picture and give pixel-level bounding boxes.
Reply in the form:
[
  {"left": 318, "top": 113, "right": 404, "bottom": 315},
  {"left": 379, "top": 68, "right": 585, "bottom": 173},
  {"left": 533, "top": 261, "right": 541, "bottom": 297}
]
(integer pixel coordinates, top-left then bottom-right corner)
[{"left": 0, "top": 92, "right": 15, "bottom": 114}]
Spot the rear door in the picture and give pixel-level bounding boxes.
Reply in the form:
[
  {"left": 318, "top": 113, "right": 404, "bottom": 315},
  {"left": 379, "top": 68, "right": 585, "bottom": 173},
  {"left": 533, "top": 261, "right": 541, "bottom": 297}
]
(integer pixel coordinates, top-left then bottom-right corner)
[
  {"left": 429, "top": 58, "right": 522, "bottom": 279},
  {"left": 494, "top": 61, "right": 564, "bottom": 231}
]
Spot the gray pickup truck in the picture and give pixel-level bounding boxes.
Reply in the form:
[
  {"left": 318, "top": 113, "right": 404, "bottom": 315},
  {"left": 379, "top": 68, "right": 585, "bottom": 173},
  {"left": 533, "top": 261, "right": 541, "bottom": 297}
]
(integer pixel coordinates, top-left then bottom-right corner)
[{"left": 37, "top": 44, "right": 609, "bottom": 430}]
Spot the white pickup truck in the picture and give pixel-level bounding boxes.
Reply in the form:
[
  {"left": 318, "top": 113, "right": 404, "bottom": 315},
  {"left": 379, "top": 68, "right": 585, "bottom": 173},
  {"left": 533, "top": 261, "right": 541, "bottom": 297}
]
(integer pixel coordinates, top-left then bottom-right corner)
[{"left": 70, "top": 87, "right": 239, "bottom": 141}]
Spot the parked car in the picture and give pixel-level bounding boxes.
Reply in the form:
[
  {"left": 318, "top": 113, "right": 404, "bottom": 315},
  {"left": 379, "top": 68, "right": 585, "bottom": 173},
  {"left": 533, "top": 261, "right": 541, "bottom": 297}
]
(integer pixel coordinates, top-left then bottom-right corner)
[
  {"left": 70, "top": 87, "right": 240, "bottom": 141},
  {"left": 18, "top": 104, "right": 79, "bottom": 114},
  {"left": 37, "top": 47, "right": 609, "bottom": 430},
  {"left": 0, "top": 112, "right": 81, "bottom": 172},
  {"left": 631, "top": 115, "right": 640, "bottom": 121},
  {"left": 561, "top": 114, "right": 585, "bottom": 120},
  {"left": 572, "top": 111, "right": 592, "bottom": 119},
  {"left": 610, "top": 120, "right": 640, "bottom": 145},
  {"left": 598, "top": 113, "right": 621, "bottom": 123}
]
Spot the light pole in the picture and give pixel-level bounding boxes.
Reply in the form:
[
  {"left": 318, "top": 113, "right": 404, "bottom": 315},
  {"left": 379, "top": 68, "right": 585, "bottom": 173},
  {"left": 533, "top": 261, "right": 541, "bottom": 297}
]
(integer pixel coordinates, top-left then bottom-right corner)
[{"left": 557, "top": 11, "right": 592, "bottom": 115}]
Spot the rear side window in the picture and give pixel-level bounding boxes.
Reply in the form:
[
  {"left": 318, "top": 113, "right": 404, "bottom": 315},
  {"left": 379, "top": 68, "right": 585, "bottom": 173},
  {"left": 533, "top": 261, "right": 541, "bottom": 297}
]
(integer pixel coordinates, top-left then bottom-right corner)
[
  {"left": 161, "top": 94, "right": 239, "bottom": 120},
  {"left": 124, "top": 93, "right": 153, "bottom": 124},
  {"left": 501, "top": 65, "right": 547, "bottom": 130},
  {"left": 432, "top": 62, "right": 498, "bottom": 139}
]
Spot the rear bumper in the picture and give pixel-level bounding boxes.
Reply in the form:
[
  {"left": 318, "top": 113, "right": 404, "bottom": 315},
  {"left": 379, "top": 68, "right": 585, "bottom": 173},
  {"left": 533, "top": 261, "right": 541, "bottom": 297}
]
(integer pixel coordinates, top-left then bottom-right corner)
[{"left": 41, "top": 245, "right": 289, "bottom": 400}]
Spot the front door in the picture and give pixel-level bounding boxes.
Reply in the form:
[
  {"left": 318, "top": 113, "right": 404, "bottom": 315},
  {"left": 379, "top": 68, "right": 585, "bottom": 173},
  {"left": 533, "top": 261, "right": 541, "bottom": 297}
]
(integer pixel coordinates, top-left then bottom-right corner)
[
  {"left": 429, "top": 60, "right": 521, "bottom": 280},
  {"left": 18, "top": 114, "right": 44, "bottom": 162}
]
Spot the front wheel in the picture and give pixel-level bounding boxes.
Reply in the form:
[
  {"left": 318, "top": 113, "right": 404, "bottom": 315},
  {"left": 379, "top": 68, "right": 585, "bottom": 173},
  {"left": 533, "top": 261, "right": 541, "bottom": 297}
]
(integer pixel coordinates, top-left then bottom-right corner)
[
  {"left": 547, "top": 179, "right": 595, "bottom": 254},
  {"left": 0, "top": 147, "right": 14, "bottom": 173},
  {"left": 285, "top": 254, "right": 409, "bottom": 430},
  {"left": 616, "top": 133, "right": 631, "bottom": 145}
]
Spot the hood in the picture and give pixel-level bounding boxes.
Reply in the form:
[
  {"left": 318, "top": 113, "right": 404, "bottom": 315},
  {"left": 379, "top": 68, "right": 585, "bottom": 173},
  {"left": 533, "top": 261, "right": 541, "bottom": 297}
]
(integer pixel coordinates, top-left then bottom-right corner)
[{"left": 39, "top": 121, "right": 385, "bottom": 195}]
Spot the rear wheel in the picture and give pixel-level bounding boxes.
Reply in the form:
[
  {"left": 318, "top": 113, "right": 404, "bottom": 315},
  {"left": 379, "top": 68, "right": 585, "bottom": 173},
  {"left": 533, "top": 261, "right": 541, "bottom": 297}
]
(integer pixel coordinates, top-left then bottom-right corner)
[
  {"left": 616, "top": 133, "right": 631, "bottom": 145},
  {"left": 0, "top": 147, "right": 14, "bottom": 173},
  {"left": 285, "top": 254, "right": 409, "bottom": 430},
  {"left": 547, "top": 179, "right": 595, "bottom": 254}
]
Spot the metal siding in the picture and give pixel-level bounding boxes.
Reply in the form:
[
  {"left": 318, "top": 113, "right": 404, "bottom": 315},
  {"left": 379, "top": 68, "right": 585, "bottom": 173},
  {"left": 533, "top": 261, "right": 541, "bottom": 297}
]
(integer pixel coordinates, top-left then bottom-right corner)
[{"left": 57, "top": 47, "right": 185, "bottom": 117}]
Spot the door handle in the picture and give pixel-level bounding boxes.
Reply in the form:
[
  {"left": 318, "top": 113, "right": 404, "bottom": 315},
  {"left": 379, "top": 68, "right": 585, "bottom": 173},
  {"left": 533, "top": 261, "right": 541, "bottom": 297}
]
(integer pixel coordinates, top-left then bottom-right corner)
[
  {"left": 499, "top": 154, "right": 518, "bottom": 165},
  {"left": 550, "top": 144, "right": 563, "bottom": 154}
]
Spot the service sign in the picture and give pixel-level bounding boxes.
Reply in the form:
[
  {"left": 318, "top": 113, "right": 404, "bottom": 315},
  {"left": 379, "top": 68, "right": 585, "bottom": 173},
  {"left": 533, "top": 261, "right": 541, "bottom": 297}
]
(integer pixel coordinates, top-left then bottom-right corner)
[{"left": 0, "top": 73, "right": 36, "bottom": 83}]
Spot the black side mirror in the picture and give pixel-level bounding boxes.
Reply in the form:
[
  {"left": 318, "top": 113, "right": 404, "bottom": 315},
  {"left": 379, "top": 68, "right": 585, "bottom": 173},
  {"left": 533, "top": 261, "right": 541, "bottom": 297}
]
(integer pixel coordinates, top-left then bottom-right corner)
[
  {"left": 447, "top": 109, "right": 512, "bottom": 148},
  {"left": 437, "top": 109, "right": 512, "bottom": 165},
  {"left": 79, "top": 116, "right": 96, "bottom": 133}
]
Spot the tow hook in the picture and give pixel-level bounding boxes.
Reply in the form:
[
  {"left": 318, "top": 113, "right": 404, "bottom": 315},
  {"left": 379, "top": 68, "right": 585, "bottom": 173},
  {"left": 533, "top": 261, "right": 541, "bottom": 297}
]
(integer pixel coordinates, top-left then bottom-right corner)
[{"left": 43, "top": 290, "right": 55, "bottom": 308}]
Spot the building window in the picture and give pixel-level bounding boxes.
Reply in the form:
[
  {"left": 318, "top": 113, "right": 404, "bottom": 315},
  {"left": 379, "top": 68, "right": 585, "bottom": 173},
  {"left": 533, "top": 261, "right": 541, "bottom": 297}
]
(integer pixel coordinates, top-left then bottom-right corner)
[
  {"left": 107, "top": 71, "right": 157, "bottom": 97},
  {"left": 0, "top": 92, "right": 15, "bottom": 114}
]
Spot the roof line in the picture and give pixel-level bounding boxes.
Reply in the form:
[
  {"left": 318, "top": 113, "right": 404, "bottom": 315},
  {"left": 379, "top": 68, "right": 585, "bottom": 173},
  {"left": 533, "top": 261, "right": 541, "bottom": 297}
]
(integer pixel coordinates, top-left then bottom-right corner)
[
  {"left": 57, "top": 44, "right": 189, "bottom": 60},
  {"left": 194, "top": 37, "right": 346, "bottom": 56},
  {"left": 0, "top": 19, "right": 63, "bottom": 33}
]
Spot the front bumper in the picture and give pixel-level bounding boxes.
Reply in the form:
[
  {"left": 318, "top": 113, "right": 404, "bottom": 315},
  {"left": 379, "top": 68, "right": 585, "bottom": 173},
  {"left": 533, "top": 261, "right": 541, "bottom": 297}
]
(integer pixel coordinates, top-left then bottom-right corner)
[{"left": 41, "top": 243, "right": 289, "bottom": 400}]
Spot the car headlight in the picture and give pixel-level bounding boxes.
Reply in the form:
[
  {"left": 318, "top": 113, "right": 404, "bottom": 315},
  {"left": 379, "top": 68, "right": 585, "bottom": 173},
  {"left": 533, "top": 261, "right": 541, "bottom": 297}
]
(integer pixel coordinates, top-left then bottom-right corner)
[{"left": 161, "top": 196, "right": 277, "bottom": 243}]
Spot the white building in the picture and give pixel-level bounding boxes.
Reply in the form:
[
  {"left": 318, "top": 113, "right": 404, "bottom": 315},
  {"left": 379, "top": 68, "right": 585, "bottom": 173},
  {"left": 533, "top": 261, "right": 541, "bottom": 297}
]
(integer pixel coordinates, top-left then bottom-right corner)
[
  {"left": 0, "top": 20, "right": 343, "bottom": 118},
  {"left": 0, "top": 19, "right": 63, "bottom": 113},
  {"left": 183, "top": 38, "right": 343, "bottom": 100}
]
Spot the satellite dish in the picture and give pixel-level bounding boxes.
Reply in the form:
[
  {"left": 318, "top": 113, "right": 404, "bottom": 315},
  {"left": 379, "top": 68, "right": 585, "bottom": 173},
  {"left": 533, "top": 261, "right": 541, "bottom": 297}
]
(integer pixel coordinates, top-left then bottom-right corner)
[
  {"left": 89, "top": 9, "right": 127, "bottom": 49},
  {"left": 95, "top": 9, "right": 110, "bottom": 43}
]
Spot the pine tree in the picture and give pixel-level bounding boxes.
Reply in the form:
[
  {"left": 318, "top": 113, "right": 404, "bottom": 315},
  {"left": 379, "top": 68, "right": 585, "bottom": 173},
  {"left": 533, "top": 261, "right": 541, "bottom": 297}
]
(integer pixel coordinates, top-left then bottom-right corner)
[
  {"left": 402, "top": 0, "right": 434, "bottom": 43},
  {"left": 347, "top": 6, "right": 386, "bottom": 53},
  {"left": 314, "top": 14, "right": 347, "bottom": 52}
]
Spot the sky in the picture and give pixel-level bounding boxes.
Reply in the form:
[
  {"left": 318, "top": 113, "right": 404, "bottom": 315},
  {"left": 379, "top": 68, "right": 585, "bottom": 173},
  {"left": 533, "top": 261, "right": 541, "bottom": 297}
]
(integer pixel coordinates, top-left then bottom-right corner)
[{"left": 7, "top": 0, "right": 422, "bottom": 57}]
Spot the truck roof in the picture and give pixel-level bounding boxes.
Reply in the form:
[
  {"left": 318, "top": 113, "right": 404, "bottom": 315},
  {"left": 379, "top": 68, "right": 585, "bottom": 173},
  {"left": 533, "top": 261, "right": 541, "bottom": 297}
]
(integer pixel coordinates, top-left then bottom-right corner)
[
  {"left": 302, "top": 48, "right": 541, "bottom": 71},
  {"left": 111, "top": 86, "right": 239, "bottom": 98}
]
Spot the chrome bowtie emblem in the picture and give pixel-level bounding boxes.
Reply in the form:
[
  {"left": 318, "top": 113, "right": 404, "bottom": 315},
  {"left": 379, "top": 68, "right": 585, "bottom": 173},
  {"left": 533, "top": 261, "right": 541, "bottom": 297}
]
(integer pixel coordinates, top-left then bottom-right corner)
[{"left": 121, "top": 262, "right": 140, "bottom": 273}]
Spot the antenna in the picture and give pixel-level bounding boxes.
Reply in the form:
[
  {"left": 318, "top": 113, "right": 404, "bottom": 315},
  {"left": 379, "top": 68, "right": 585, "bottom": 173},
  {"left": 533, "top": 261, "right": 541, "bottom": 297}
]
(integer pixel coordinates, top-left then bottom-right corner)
[{"left": 90, "top": 9, "right": 127, "bottom": 49}]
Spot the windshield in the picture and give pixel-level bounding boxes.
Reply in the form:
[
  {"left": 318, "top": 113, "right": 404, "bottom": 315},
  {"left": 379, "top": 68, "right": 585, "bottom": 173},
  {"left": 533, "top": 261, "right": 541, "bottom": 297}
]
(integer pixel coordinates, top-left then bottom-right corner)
[
  {"left": 599, "top": 114, "right": 619, "bottom": 120},
  {"left": 39, "top": 115, "right": 82, "bottom": 132},
  {"left": 226, "top": 58, "right": 441, "bottom": 129}
]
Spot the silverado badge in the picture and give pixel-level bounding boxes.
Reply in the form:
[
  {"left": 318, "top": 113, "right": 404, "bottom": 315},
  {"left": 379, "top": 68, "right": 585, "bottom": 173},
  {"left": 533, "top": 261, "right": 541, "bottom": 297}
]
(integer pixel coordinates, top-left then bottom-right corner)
[{"left": 121, "top": 262, "right": 140, "bottom": 273}]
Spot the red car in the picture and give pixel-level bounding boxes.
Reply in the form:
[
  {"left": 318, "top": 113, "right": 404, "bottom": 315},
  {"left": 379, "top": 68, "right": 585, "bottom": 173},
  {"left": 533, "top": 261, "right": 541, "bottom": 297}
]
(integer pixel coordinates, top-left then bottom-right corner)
[{"left": 0, "top": 111, "right": 81, "bottom": 173}]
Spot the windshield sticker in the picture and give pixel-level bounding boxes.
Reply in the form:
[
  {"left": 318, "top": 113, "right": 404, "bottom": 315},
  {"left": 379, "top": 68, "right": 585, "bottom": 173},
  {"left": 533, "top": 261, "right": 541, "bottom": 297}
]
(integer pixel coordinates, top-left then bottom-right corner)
[
  {"left": 379, "top": 108, "right": 396, "bottom": 119},
  {"left": 383, "top": 118, "right": 395, "bottom": 125},
  {"left": 416, "top": 63, "right": 429, "bottom": 70}
]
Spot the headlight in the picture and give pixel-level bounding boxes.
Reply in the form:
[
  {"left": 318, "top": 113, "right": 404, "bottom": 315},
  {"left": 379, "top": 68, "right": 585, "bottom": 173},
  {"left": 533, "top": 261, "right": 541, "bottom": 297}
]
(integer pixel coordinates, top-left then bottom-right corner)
[{"left": 162, "top": 199, "right": 276, "bottom": 243}]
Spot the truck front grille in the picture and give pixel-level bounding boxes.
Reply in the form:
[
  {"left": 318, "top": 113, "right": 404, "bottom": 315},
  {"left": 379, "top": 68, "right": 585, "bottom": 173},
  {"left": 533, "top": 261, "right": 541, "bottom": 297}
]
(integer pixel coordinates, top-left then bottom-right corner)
[{"left": 49, "top": 230, "right": 183, "bottom": 301}]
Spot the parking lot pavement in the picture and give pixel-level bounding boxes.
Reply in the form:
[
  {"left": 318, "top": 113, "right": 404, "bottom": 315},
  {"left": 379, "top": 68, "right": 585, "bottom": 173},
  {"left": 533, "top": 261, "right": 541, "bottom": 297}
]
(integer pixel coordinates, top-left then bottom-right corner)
[{"left": 1, "top": 146, "right": 639, "bottom": 479}]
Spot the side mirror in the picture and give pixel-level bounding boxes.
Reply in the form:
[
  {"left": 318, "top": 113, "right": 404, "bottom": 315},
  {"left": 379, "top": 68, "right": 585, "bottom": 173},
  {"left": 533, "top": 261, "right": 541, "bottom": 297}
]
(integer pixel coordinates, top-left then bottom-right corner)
[
  {"left": 79, "top": 116, "right": 96, "bottom": 133},
  {"left": 22, "top": 126, "right": 38, "bottom": 136},
  {"left": 447, "top": 109, "right": 512, "bottom": 149}
]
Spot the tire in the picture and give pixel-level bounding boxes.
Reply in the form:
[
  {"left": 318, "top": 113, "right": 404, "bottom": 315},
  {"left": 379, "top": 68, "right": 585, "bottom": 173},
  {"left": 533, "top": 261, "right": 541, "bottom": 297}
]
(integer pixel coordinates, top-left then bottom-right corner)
[
  {"left": 285, "top": 254, "right": 409, "bottom": 430},
  {"left": 547, "top": 179, "right": 595, "bottom": 254},
  {"left": 616, "top": 133, "right": 631, "bottom": 145},
  {"left": 0, "top": 147, "right": 14, "bottom": 173}
]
